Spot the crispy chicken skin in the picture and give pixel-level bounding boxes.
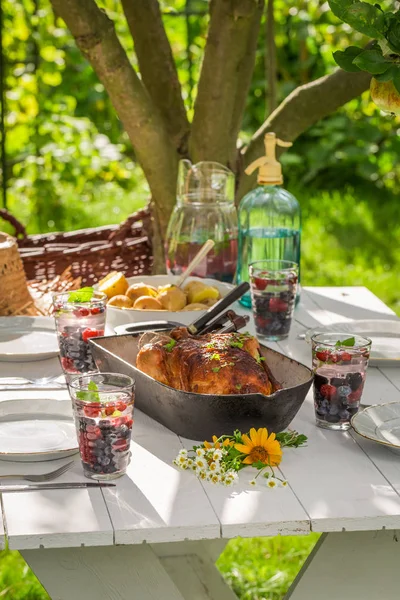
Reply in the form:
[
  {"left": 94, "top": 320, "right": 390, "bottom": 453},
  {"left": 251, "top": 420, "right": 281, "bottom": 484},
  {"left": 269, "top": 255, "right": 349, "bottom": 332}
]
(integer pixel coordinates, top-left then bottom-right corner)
[{"left": 136, "top": 328, "right": 281, "bottom": 395}]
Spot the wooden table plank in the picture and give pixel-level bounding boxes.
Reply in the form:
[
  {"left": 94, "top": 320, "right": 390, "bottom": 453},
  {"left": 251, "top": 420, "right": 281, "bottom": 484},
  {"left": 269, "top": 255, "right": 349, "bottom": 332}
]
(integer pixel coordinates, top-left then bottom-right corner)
[
  {"left": 101, "top": 423, "right": 221, "bottom": 545},
  {"left": 179, "top": 436, "right": 310, "bottom": 540}
]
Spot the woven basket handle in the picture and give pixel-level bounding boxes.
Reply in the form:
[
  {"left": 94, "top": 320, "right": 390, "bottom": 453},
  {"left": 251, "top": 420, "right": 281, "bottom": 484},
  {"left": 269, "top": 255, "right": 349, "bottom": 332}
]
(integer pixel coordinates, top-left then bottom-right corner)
[{"left": 0, "top": 209, "right": 27, "bottom": 239}]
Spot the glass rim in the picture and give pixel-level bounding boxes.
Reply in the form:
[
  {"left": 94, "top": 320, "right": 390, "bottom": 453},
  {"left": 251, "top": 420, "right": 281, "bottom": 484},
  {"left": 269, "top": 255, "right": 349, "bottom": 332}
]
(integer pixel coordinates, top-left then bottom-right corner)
[
  {"left": 249, "top": 260, "right": 299, "bottom": 273},
  {"left": 311, "top": 332, "right": 372, "bottom": 349},
  {"left": 68, "top": 372, "right": 135, "bottom": 393},
  {"left": 52, "top": 290, "right": 107, "bottom": 305}
]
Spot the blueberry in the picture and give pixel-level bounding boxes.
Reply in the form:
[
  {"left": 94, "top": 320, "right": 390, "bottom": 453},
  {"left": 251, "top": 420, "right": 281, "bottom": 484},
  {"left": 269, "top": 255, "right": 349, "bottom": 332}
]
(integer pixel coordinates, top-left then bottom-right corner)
[
  {"left": 329, "top": 403, "right": 340, "bottom": 416},
  {"left": 339, "top": 409, "right": 350, "bottom": 421},
  {"left": 337, "top": 385, "right": 352, "bottom": 398},
  {"left": 346, "top": 372, "right": 363, "bottom": 391}
]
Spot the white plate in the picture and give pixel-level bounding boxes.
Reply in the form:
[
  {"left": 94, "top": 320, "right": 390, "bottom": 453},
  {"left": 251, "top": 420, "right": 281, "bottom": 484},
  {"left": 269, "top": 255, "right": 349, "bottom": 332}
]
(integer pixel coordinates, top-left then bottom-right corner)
[
  {"left": 352, "top": 402, "right": 400, "bottom": 452},
  {"left": 105, "top": 275, "right": 234, "bottom": 330},
  {"left": 0, "top": 316, "right": 59, "bottom": 362},
  {"left": 0, "top": 398, "right": 78, "bottom": 462},
  {"left": 304, "top": 319, "right": 400, "bottom": 367}
]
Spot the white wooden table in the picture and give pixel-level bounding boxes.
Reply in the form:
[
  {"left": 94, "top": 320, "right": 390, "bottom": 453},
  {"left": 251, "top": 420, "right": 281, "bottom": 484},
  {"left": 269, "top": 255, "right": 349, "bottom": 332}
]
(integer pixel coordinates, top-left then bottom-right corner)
[{"left": 1, "top": 286, "right": 400, "bottom": 600}]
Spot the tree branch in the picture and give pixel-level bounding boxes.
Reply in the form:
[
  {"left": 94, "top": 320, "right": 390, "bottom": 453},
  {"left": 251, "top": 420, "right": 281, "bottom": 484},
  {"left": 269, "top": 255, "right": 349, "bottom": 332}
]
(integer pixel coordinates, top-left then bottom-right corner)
[
  {"left": 121, "top": 0, "right": 189, "bottom": 154},
  {"left": 49, "top": 0, "right": 178, "bottom": 239},
  {"left": 265, "top": 0, "right": 277, "bottom": 116},
  {"left": 236, "top": 68, "right": 372, "bottom": 200},
  {"left": 229, "top": 0, "right": 265, "bottom": 165},
  {"left": 190, "top": 0, "right": 264, "bottom": 168}
]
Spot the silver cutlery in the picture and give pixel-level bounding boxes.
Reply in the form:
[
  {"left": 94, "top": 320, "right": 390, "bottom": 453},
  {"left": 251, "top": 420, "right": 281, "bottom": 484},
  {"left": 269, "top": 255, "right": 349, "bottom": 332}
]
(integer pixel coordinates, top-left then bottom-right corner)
[
  {"left": 0, "top": 460, "right": 74, "bottom": 483},
  {"left": 0, "top": 482, "right": 116, "bottom": 493}
]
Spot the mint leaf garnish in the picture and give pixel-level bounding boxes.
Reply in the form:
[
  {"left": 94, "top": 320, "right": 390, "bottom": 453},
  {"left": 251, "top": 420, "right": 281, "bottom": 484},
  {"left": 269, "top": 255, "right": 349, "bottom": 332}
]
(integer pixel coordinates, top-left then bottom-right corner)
[
  {"left": 164, "top": 339, "right": 176, "bottom": 352},
  {"left": 230, "top": 340, "right": 243, "bottom": 349},
  {"left": 212, "top": 366, "right": 221, "bottom": 373},
  {"left": 76, "top": 380, "right": 100, "bottom": 402},
  {"left": 335, "top": 336, "right": 355, "bottom": 348},
  {"left": 68, "top": 287, "right": 94, "bottom": 303}
]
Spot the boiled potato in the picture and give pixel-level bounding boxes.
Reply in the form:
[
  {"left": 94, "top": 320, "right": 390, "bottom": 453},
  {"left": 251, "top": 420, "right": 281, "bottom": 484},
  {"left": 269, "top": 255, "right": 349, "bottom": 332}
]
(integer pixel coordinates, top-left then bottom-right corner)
[
  {"left": 182, "top": 303, "right": 208, "bottom": 311},
  {"left": 126, "top": 283, "right": 157, "bottom": 303},
  {"left": 134, "top": 296, "right": 164, "bottom": 310},
  {"left": 107, "top": 295, "right": 133, "bottom": 309},
  {"left": 98, "top": 272, "right": 129, "bottom": 299},
  {"left": 202, "top": 297, "right": 219, "bottom": 307},
  {"left": 185, "top": 281, "right": 220, "bottom": 305},
  {"left": 157, "top": 285, "right": 187, "bottom": 311}
]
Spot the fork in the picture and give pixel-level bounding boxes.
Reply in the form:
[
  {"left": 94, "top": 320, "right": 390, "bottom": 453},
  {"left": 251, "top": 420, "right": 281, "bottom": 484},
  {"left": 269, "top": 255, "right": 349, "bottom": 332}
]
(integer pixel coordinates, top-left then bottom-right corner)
[{"left": 0, "top": 460, "right": 74, "bottom": 482}]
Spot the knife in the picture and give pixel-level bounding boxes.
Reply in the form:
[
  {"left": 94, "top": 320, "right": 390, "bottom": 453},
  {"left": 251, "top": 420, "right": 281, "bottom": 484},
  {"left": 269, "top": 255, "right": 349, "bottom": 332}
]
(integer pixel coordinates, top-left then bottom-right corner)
[{"left": 0, "top": 482, "right": 116, "bottom": 493}]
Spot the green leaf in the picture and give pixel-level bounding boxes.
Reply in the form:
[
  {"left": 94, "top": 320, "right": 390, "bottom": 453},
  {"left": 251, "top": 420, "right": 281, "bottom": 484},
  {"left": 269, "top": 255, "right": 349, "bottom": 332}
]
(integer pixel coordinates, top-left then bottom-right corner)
[
  {"left": 230, "top": 340, "right": 243, "bottom": 349},
  {"left": 335, "top": 336, "right": 356, "bottom": 347},
  {"left": 68, "top": 286, "right": 94, "bottom": 303},
  {"left": 333, "top": 47, "right": 363, "bottom": 72},
  {"left": 374, "top": 65, "right": 398, "bottom": 82},
  {"left": 329, "top": 1, "right": 385, "bottom": 38},
  {"left": 76, "top": 381, "right": 100, "bottom": 402},
  {"left": 164, "top": 339, "right": 177, "bottom": 352},
  {"left": 384, "top": 12, "right": 400, "bottom": 54},
  {"left": 212, "top": 366, "right": 221, "bottom": 373},
  {"left": 353, "top": 48, "right": 392, "bottom": 74}
]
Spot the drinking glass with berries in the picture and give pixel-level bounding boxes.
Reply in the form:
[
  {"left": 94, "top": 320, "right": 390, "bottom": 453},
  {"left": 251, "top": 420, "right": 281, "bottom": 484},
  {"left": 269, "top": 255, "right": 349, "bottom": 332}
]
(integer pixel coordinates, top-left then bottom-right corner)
[
  {"left": 249, "top": 260, "right": 298, "bottom": 341},
  {"left": 53, "top": 288, "right": 106, "bottom": 376},
  {"left": 68, "top": 373, "right": 135, "bottom": 480},
  {"left": 311, "top": 333, "right": 371, "bottom": 431}
]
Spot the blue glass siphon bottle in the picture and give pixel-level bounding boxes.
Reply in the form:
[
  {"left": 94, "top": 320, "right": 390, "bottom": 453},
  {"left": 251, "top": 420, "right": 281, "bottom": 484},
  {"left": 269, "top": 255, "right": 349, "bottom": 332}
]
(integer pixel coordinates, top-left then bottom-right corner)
[{"left": 236, "top": 132, "right": 301, "bottom": 307}]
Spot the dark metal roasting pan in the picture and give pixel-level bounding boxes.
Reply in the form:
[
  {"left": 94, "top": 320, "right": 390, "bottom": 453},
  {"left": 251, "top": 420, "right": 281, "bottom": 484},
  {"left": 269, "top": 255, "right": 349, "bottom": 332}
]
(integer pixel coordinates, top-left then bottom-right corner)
[{"left": 90, "top": 330, "right": 313, "bottom": 440}]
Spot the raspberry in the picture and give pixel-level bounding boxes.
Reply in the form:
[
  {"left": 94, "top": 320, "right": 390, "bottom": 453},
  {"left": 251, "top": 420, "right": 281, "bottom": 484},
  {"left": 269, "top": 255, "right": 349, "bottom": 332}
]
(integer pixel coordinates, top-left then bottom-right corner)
[
  {"left": 253, "top": 276, "right": 267, "bottom": 291},
  {"left": 348, "top": 387, "right": 363, "bottom": 403},
  {"left": 320, "top": 384, "right": 337, "bottom": 399},
  {"left": 91, "top": 307, "right": 101, "bottom": 315},
  {"left": 82, "top": 328, "right": 104, "bottom": 343},
  {"left": 339, "top": 352, "right": 352, "bottom": 362},
  {"left": 269, "top": 298, "right": 288, "bottom": 313},
  {"left": 116, "top": 401, "right": 127, "bottom": 412},
  {"left": 315, "top": 350, "right": 329, "bottom": 362}
]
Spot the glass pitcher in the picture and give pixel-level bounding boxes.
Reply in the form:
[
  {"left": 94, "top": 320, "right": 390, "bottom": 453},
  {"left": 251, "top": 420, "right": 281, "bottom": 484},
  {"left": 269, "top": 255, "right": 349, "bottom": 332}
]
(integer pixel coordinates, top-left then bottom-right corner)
[{"left": 165, "top": 160, "right": 238, "bottom": 283}]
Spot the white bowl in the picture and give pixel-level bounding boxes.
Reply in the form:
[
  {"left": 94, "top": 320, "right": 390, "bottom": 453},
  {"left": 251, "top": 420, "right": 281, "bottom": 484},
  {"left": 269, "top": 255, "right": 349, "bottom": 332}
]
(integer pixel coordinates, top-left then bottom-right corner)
[{"left": 105, "top": 275, "right": 233, "bottom": 331}]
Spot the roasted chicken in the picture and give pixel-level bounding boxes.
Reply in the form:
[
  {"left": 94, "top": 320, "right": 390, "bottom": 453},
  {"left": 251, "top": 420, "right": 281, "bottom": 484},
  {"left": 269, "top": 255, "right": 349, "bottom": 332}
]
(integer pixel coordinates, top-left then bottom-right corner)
[{"left": 136, "top": 328, "right": 281, "bottom": 396}]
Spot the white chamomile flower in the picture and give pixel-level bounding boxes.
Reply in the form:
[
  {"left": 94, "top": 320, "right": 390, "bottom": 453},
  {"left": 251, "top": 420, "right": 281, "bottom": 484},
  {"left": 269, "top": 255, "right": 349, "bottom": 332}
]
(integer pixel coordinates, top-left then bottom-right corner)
[
  {"left": 280, "top": 480, "right": 288, "bottom": 488},
  {"left": 186, "top": 458, "right": 194, "bottom": 468},
  {"left": 196, "top": 448, "right": 205, "bottom": 457},
  {"left": 266, "top": 477, "right": 278, "bottom": 489},
  {"left": 227, "top": 471, "right": 238, "bottom": 484},
  {"left": 197, "top": 470, "right": 208, "bottom": 480},
  {"left": 178, "top": 449, "right": 188, "bottom": 457},
  {"left": 210, "top": 473, "right": 220, "bottom": 484},
  {"left": 208, "top": 461, "right": 221, "bottom": 473},
  {"left": 195, "top": 457, "right": 207, "bottom": 469},
  {"left": 212, "top": 449, "right": 223, "bottom": 461},
  {"left": 249, "top": 478, "right": 257, "bottom": 487},
  {"left": 177, "top": 455, "right": 188, "bottom": 467}
]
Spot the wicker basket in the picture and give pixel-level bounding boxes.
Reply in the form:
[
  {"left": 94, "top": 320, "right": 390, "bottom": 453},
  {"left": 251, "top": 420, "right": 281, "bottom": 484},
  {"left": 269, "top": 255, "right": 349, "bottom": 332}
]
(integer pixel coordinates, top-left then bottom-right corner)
[
  {"left": 0, "top": 232, "right": 35, "bottom": 315},
  {"left": 0, "top": 207, "right": 153, "bottom": 285}
]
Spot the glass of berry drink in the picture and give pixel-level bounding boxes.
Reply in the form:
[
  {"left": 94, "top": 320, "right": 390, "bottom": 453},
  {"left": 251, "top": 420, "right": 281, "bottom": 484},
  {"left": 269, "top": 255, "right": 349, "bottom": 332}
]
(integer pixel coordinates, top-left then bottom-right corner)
[
  {"left": 249, "top": 260, "right": 298, "bottom": 341},
  {"left": 68, "top": 373, "right": 135, "bottom": 480},
  {"left": 311, "top": 333, "right": 371, "bottom": 431},
  {"left": 53, "top": 290, "right": 106, "bottom": 376}
]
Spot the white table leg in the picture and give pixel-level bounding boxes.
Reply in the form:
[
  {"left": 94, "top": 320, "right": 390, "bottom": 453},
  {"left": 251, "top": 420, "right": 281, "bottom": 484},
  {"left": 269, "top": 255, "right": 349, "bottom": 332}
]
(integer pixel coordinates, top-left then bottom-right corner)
[
  {"left": 21, "top": 540, "right": 237, "bottom": 600},
  {"left": 152, "top": 540, "right": 237, "bottom": 600},
  {"left": 285, "top": 530, "right": 400, "bottom": 600}
]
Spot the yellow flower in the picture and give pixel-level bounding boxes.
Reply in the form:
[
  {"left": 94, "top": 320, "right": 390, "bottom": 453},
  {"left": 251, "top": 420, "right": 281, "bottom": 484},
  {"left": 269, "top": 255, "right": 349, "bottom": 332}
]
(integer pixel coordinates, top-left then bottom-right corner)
[
  {"left": 234, "top": 428, "right": 282, "bottom": 466},
  {"left": 204, "top": 436, "right": 233, "bottom": 450}
]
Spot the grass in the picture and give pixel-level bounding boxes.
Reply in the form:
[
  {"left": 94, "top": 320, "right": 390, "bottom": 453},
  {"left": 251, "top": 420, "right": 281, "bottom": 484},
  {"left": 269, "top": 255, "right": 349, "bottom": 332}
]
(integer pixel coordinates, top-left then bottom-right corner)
[
  {"left": 0, "top": 536, "right": 320, "bottom": 600},
  {"left": 0, "top": 181, "right": 397, "bottom": 597}
]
